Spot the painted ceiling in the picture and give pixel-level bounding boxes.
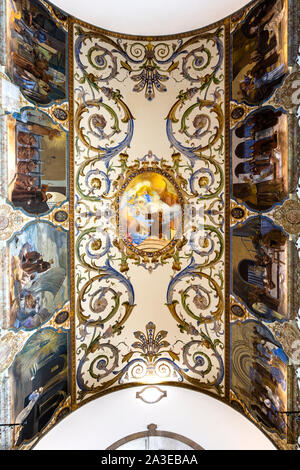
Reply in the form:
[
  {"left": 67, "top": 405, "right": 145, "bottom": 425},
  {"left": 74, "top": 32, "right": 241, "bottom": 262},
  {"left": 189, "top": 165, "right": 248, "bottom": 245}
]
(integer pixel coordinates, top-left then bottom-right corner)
[{"left": 0, "top": 0, "right": 299, "bottom": 451}]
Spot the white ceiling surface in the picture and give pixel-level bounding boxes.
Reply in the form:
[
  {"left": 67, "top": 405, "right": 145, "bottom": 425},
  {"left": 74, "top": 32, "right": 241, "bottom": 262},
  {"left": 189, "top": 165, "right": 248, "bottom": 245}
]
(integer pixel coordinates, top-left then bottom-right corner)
[
  {"left": 51, "top": 0, "right": 251, "bottom": 35},
  {"left": 35, "top": 386, "right": 276, "bottom": 450}
]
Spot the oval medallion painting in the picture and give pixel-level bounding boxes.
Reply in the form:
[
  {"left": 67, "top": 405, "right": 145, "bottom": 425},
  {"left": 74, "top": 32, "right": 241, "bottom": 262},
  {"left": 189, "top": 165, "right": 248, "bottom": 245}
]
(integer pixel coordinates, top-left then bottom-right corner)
[{"left": 119, "top": 170, "right": 183, "bottom": 255}]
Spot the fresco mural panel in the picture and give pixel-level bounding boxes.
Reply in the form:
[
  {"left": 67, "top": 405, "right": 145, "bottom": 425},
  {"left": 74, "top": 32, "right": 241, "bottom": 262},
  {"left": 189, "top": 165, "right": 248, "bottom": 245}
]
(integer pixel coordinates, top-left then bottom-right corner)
[
  {"left": 0, "top": 0, "right": 299, "bottom": 451},
  {"left": 6, "top": 108, "right": 67, "bottom": 215},
  {"left": 6, "top": 0, "right": 66, "bottom": 105}
]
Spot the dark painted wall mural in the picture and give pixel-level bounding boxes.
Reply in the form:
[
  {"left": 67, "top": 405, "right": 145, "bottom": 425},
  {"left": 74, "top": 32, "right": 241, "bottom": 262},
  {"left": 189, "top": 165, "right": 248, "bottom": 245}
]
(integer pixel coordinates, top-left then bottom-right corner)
[
  {"left": 232, "top": 0, "right": 287, "bottom": 105},
  {"left": 232, "top": 107, "right": 288, "bottom": 212},
  {"left": 0, "top": 0, "right": 299, "bottom": 451},
  {"left": 9, "top": 221, "right": 68, "bottom": 330}
]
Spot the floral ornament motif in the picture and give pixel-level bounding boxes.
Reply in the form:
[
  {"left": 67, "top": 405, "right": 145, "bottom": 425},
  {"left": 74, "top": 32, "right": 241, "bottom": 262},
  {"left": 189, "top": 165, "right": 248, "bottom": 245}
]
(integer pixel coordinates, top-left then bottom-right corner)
[
  {"left": 75, "top": 87, "right": 135, "bottom": 205},
  {"left": 229, "top": 200, "right": 254, "bottom": 227},
  {"left": 182, "top": 330, "right": 224, "bottom": 394},
  {"left": 74, "top": 28, "right": 118, "bottom": 91},
  {"left": 130, "top": 42, "right": 169, "bottom": 100},
  {"left": 188, "top": 224, "right": 223, "bottom": 264},
  {"left": 119, "top": 322, "right": 224, "bottom": 392},
  {"left": 39, "top": 0, "right": 68, "bottom": 31},
  {"left": 76, "top": 227, "right": 111, "bottom": 271},
  {"left": 181, "top": 31, "right": 224, "bottom": 95},
  {"left": 47, "top": 102, "right": 69, "bottom": 129},
  {"left": 74, "top": 26, "right": 224, "bottom": 101},
  {"left": 76, "top": 318, "right": 224, "bottom": 400},
  {"left": 129, "top": 321, "right": 177, "bottom": 362},
  {"left": 91, "top": 114, "right": 107, "bottom": 131}
]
